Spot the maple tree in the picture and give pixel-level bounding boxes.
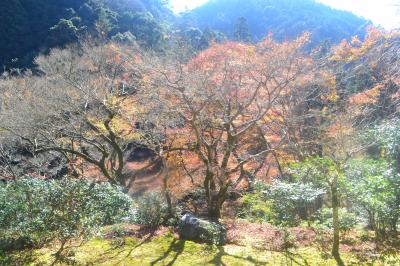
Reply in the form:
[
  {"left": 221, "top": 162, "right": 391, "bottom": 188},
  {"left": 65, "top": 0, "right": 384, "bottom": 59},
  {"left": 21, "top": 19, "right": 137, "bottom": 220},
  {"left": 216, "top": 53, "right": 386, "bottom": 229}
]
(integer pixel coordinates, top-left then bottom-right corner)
[
  {"left": 282, "top": 28, "right": 400, "bottom": 265},
  {"left": 0, "top": 42, "right": 146, "bottom": 185},
  {"left": 146, "top": 34, "right": 313, "bottom": 220},
  {"left": 331, "top": 27, "right": 400, "bottom": 124}
]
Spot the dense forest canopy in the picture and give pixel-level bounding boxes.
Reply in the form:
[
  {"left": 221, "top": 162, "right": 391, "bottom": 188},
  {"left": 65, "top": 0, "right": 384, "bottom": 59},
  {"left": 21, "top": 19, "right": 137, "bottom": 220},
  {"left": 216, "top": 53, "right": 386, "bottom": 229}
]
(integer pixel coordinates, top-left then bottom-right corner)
[{"left": 182, "top": 0, "right": 370, "bottom": 44}]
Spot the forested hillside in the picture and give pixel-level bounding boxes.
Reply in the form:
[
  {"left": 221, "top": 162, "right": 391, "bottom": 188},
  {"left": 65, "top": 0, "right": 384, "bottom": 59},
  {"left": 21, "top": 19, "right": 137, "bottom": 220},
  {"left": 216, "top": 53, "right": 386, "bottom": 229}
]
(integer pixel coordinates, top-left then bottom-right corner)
[
  {"left": 1, "top": 0, "right": 371, "bottom": 70},
  {"left": 182, "top": 0, "right": 369, "bottom": 44},
  {"left": 0, "top": 0, "right": 171, "bottom": 69}
]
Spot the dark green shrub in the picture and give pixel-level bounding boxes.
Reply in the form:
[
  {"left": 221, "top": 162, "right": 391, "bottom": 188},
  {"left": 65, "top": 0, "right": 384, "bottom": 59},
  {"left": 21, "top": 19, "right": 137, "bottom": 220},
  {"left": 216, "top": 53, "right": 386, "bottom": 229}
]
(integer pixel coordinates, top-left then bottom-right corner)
[
  {"left": 265, "top": 181, "right": 325, "bottom": 226},
  {"left": 198, "top": 222, "right": 226, "bottom": 245},
  {"left": 238, "top": 192, "right": 276, "bottom": 223},
  {"left": 313, "top": 208, "right": 359, "bottom": 235},
  {"left": 344, "top": 159, "right": 400, "bottom": 235},
  {"left": 0, "top": 177, "right": 133, "bottom": 250},
  {"left": 238, "top": 180, "right": 325, "bottom": 226}
]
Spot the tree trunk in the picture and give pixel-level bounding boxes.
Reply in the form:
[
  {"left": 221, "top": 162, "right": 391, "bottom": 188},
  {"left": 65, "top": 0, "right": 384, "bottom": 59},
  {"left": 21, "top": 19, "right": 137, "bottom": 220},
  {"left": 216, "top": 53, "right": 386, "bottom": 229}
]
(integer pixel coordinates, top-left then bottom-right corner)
[
  {"left": 208, "top": 194, "right": 222, "bottom": 222},
  {"left": 331, "top": 181, "right": 344, "bottom": 266},
  {"left": 390, "top": 216, "right": 398, "bottom": 234},
  {"left": 366, "top": 210, "right": 375, "bottom": 230},
  {"left": 207, "top": 184, "right": 230, "bottom": 222},
  {"left": 51, "top": 239, "right": 67, "bottom": 266},
  {"left": 161, "top": 156, "right": 173, "bottom": 219},
  {"left": 204, "top": 169, "right": 217, "bottom": 220}
]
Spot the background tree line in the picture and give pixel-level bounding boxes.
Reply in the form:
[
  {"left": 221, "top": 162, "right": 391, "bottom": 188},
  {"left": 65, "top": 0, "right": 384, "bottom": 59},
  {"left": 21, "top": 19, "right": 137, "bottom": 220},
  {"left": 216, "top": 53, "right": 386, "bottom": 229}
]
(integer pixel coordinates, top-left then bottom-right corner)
[{"left": 0, "top": 0, "right": 372, "bottom": 70}]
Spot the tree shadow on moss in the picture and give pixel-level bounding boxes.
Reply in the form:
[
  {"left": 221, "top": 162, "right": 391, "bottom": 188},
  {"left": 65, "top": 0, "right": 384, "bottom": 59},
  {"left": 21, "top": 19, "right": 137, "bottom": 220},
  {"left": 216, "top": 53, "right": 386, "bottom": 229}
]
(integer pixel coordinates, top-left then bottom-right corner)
[
  {"left": 86, "top": 228, "right": 164, "bottom": 265},
  {"left": 209, "top": 245, "right": 266, "bottom": 266},
  {"left": 150, "top": 238, "right": 185, "bottom": 266},
  {"left": 121, "top": 227, "right": 163, "bottom": 260},
  {"left": 283, "top": 249, "right": 310, "bottom": 266},
  {"left": 91, "top": 237, "right": 150, "bottom": 264}
]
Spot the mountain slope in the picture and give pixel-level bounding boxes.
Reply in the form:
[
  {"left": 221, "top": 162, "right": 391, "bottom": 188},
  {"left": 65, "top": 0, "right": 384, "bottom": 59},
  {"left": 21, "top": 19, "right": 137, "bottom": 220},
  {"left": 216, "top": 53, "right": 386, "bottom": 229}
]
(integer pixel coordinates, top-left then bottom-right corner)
[
  {"left": 0, "top": 0, "right": 172, "bottom": 69},
  {"left": 184, "top": 0, "right": 370, "bottom": 45}
]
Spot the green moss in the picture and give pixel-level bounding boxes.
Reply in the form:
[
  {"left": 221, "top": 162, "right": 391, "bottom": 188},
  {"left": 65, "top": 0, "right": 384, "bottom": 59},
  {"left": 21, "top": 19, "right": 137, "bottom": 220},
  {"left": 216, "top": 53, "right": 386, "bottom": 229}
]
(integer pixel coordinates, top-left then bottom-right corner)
[
  {"left": 3, "top": 232, "right": 400, "bottom": 265},
  {"left": 75, "top": 234, "right": 217, "bottom": 265}
]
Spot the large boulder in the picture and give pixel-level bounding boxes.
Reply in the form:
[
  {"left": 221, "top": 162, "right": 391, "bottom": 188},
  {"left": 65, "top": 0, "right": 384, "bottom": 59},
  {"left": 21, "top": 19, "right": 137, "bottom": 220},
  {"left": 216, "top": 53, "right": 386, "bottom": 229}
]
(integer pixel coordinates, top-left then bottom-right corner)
[{"left": 178, "top": 213, "right": 226, "bottom": 245}]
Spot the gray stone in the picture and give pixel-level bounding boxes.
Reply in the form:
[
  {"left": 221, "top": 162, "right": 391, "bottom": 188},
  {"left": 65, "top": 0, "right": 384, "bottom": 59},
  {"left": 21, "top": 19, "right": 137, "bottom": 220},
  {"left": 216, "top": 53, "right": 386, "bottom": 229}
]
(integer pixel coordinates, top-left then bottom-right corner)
[{"left": 178, "top": 213, "right": 226, "bottom": 245}]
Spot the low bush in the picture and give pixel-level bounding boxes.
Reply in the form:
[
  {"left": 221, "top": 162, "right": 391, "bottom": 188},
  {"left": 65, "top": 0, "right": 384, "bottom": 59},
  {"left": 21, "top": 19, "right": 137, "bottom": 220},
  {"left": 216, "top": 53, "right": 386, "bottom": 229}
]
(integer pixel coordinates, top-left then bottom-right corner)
[
  {"left": 238, "top": 180, "right": 325, "bottom": 226},
  {"left": 238, "top": 192, "right": 276, "bottom": 223},
  {"left": 344, "top": 159, "right": 400, "bottom": 235},
  {"left": 313, "top": 208, "right": 359, "bottom": 235},
  {"left": 0, "top": 177, "right": 133, "bottom": 251},
  {"left": 198, "top": 222, "right": 227, "bottom": 245},
  {"left": 132, "top": 192, "right": 171, "bottom": 227}
]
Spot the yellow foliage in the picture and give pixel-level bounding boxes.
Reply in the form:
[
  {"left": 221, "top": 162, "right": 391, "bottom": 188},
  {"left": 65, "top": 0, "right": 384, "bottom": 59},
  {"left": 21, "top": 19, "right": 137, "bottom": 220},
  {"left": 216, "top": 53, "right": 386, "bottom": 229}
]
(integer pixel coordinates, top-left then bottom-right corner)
[{"left": 327, "top": 90, "right": 339, "bottom": 102}]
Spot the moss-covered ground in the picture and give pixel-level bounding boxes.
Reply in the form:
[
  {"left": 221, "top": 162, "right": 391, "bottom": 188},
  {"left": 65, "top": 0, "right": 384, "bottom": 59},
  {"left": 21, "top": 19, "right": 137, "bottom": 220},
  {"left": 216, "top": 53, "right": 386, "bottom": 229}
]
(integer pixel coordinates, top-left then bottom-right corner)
[{"left": 1, "top": 227, "right": 399, "bottom": 265}]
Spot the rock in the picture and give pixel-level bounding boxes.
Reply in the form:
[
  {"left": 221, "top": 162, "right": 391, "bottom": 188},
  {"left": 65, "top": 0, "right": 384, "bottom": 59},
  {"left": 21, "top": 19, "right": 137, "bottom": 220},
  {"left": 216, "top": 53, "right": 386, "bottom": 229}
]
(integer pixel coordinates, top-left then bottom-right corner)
[
  {"left": 0, "top": 237, "right": 33, "bottom": 251},
  {"left": 178, "top": 213, "right": 226, "bottom": 245}
]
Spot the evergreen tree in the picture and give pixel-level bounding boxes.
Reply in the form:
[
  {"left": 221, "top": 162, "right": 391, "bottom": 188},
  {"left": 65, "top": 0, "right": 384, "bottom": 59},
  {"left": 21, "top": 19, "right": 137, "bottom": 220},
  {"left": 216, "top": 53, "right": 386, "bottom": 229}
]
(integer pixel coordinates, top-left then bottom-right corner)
[
  {"left": 47, "top": 19, "right": 80, "bottom": 47},
  {"left": 233, "top": 17, "right": 252, "bottom": 43}
]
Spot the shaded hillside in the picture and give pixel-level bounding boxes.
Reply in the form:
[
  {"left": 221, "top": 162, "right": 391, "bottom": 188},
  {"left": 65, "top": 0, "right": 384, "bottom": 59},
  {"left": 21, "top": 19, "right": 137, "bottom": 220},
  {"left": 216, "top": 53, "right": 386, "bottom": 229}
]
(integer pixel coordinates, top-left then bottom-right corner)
[
  {"left": 183, "top": 0, "right": 370, "bottom": 45},
  {"left": 0, "top": 0, "right": 172, "bottom": 70}
]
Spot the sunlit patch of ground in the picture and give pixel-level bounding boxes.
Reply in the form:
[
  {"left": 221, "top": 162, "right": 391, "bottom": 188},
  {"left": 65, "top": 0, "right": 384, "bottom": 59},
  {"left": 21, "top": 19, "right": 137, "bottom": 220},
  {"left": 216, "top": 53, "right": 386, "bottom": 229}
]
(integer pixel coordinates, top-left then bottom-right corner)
[{"left": 2, "top": 224, "right": 399, "bottom": 266}]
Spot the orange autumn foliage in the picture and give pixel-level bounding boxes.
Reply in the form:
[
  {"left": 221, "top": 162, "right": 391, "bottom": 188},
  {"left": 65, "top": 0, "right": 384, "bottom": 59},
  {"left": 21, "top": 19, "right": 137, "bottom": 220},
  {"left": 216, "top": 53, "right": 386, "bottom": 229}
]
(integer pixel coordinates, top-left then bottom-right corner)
[
  {"left": 349, "top": 84, "right": 385, "bottom": 105},
  {"left": 331, "top": 26, "right": 385, "bottom": 62},
  {"left": 155, "top": 33, "right": 314, "bottom": 207}
]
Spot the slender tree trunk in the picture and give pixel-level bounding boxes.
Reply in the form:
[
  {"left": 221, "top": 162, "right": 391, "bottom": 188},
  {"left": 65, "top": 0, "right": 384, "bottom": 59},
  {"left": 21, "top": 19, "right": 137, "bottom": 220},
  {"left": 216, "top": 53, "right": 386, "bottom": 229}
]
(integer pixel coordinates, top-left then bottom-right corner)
[
  {"left": 367, "top": 210, "right": 375, "bottom": 230},
  {"left": 161, "top": 156, "right": 173, "bottom": 219},
  {"left": 331, "top": 181, "right": 344, "bottom": 266},
  {"left": 390, "top": 216, "right": 398, "bottom": 234}
]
